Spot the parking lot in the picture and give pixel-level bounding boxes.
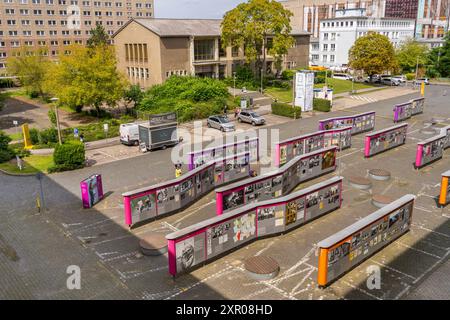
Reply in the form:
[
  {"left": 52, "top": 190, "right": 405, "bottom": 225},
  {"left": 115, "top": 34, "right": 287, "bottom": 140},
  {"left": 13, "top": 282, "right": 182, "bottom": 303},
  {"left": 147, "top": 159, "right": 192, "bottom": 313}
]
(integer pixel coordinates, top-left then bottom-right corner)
[{"left": 1, "top": 85, "right": 449, "bottom": 300}]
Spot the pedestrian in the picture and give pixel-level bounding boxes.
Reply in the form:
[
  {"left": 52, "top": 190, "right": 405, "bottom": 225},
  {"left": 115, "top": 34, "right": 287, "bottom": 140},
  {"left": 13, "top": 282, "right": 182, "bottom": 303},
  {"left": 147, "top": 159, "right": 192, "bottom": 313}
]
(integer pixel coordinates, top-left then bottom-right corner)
[
  {"left": 234, "top": 107, "right": 239, "bottom": 119},
  {"left": 223, "top": 104, "right": 228, "bottom": 117},
  {"left": 175, "top": 166, "right": 182, "bottom": 178}
]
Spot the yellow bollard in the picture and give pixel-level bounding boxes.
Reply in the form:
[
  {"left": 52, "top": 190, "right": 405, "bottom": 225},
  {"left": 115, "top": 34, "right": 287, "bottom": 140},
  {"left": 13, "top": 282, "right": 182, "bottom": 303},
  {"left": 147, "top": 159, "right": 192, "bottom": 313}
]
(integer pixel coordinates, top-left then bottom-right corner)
[{"left": 420, "top": 82, "right": 425, "bottom": 96}]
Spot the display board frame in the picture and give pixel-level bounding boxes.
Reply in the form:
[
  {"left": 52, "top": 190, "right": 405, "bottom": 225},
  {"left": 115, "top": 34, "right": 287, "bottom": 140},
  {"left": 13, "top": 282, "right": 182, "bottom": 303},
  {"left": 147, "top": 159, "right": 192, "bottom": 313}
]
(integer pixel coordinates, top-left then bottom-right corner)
[
  {"left": 187, "top": 137, "right": 259, "bottom": 171},
  {"left": 318, "top": 111, "right": 376, "bottom": 135},
  {"left": 438, "top": 170, "right": 450, "bottom": 207},
  {"left": 167, "top": 176, "right": 344, "bottom": 276},
  {"left": 415, "top": 125, "right": 450, "bottom": 169},
  {"left": 216, "top": 146, "right": 338, "bottom": 215},
  {"left": 80, "top": 174, "right": 104, "bottom": 209},
  {"left": 393, "top": 97, "right": 425, "bottom": 123},
  {"left": 122, "top": 152, "right": 251, "bottom": 227},
  {"left": 364, "top": 123, "right": 408, "bottom": 157},
  {"left": 317, "top": 194, "right": 415, "bottom": 287},
  {"left": 274, "top": 127, "right": 352, "bottom": 167}
]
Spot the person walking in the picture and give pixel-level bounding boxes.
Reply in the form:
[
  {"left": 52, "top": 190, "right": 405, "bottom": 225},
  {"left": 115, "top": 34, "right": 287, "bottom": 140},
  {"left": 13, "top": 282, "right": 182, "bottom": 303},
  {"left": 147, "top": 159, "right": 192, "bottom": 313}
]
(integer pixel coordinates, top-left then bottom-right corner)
[
  {"left": 234, "top": 107, "right": 239, "bottom": 119},
  {"left": 175, "top": 163, "right": 183, "bottom": 178}
]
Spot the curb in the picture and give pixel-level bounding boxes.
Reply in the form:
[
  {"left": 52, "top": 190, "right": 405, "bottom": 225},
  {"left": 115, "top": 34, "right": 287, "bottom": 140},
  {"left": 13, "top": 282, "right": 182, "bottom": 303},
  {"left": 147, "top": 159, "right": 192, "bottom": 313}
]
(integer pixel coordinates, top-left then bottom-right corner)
[{"left": 0, "top": 168, "right": 39, "bottom": 177}]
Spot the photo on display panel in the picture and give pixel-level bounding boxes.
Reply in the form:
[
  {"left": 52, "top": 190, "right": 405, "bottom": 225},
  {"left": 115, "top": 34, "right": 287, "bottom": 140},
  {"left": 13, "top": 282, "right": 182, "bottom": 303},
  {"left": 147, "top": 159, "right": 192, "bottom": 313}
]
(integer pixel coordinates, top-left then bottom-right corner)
[
  {"left": 285, "top": 200, "right": 298, "bottom": 226},
  {"left": 131, "top": 193, "right": 156, "bottom": 216},
  {"left": 257, "top": 207, "right": 276, "bottom": 221},
  {"left": 176, "top": 238, "right": 195, "bottom": 271},
  {"left": 233, "top": 213, "right": 256, "bottom": 243},
  {"left": 223, "top": 190, "right": 244, "bottom": 210},
  {"left": 322, "top": 151, "right": 336, "bottom": 170}
]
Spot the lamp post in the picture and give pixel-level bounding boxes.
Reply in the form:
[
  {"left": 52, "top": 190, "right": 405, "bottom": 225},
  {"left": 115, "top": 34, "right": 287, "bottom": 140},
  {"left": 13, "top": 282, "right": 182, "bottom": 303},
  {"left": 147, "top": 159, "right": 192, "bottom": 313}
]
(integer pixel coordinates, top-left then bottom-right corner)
[
  {"left": 50, "top": 97, "right": 62, "bottom": 145},
  {"left": 233, "top": 72, "right": 236, "bottom": 98},
  {"left": 260, "top": 68, "right": 264, "bottom": 93}
]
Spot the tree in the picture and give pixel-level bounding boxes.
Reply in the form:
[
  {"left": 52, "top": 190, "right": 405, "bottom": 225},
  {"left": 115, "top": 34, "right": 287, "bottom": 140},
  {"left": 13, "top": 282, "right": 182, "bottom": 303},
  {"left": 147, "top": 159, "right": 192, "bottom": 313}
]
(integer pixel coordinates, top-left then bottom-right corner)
[
  {"left": 124, "top": 85, "right": 144, "bottom": 110},
  {"left": 396, "top": 38, "right": 429, "bottom": 73},
  {"left": 44, "top": 45, "right": 128, "bottom": 115},
  {"left": 349, "top": 32, "right": 398, "bottom": 78},
  {"left": 428, "top": 31, "right": 450, "bottom": 78},
  {"left": 221, "top": 0, "right": 295, "bottom": 78},
  {"left": 87, "top": 25, "right": 110, "bottom": 49},
  {"left": 7, "top": 48, "right": 51, "bottom": 96}
]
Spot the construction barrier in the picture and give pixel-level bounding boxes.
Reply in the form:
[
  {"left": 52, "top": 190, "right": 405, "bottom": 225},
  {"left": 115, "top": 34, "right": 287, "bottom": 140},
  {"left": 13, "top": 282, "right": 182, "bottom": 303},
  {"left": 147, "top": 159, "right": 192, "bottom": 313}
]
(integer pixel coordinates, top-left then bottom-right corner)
[
  {"left": 187, "top": 137, "right": 259, "bottom": 171},
  {"left": 317, "top": 194, "right": 415, "bottom": 287},
  {"left": 122, "top": 152, "right": 251, "bottom": 227},
  {"left": 166, "top": 176, "right": 344, "bottom": 276},
  {"left": 364, "top": 123, "right": 408, "bottom": 157},
  {"left": 415, "top": 125, "right": 450, "bottom": 169},
  {"left": 215, "top": 146, "right": 338, "bottom": 215},
  {"left": 318, "top": 111, "right": 376, "bottom": 135},
  {"left": 274, "top": 127, "right": 352, "bottom": 167}
]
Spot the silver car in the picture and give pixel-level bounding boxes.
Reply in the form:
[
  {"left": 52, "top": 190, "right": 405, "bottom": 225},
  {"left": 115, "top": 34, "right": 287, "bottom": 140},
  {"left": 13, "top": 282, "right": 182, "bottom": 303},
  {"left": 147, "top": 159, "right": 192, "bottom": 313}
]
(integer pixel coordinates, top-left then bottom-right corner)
[
  {"left": 207, "top": 115, "right": 235, "bottom": 132},
  {"left": 237, "top": 110, "right": 265, "bottom": 126}
]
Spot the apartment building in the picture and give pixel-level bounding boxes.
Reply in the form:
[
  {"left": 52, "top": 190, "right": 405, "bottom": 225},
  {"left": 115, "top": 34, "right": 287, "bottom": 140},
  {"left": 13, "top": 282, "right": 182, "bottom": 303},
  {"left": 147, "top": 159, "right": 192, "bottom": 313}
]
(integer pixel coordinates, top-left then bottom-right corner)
[
  {"left": 112, "top": 18, "right": 310, "bottom": 89},
  {"left": 317, "top": 9, "right": 415, "bottom": 69},
  {"left": 0, "top": 0, "right": 154, "bottom": 75},
  {"left": 415, "top": 0, "right": 449, "bottom": 47}
]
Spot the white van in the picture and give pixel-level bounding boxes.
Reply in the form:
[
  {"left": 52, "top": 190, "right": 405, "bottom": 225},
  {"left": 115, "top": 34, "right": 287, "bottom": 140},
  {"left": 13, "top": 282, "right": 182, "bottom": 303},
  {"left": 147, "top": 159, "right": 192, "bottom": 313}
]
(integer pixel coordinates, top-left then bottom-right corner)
[
  {"left": 120, "top": 123, "right": 140, "bottom": 146},
  {"left": 333, "top": 73, "right": 353, "bottom": 81}
]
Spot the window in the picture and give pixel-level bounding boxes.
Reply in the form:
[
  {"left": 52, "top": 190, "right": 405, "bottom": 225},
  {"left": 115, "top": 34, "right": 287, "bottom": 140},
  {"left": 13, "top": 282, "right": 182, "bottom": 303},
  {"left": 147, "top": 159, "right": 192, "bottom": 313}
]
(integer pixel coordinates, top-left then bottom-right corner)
[
  {"left": 322, "top": 55, "right": 327, "bottom": 62},
  {"left": 22, "top": 20, "right": 30, "bottom": 25},
  {"left": 330, "top": 44, "right": 335, "bottom": 51},
  {"left": 5, "top": 9, "right": 15, "bottom": 14},
  {"left": 23, "top": 30, "right": 32, "bottom": 36},
  {"left": 330, "top": 55, "right": 335, "bottom": 62},
  {"left": 20, "top": 9, "right": 29, "bottom": 15},
  {"left": 194, "top": 39, "right": 215, "bottom": 61},
  {"left": 323, "top": 44, "right": 328, "bottom": 51},
  {"left": 323, "top": 33, "right": 328, "bottom": 40},
  {"left": 312, "top": 43, "right": 319, "bottom": 51},
  {"left": 312, "top": 54, "right": 319, "bottom": 61},
  {"left": 331, "top": 33, "right": 336, "bottom": 41},
  {"left": 232, "top": 46, "right": 239, "bottom": 57}
]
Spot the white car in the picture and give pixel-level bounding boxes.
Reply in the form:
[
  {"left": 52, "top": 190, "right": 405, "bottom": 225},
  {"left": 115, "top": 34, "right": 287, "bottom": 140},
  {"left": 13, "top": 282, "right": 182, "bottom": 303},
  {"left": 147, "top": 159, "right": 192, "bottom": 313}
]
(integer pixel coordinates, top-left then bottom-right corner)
[
  {"left": 120, "top": 123, "right": 140, "bottom": 145},
  {"left": 392, "top": 75, "right": 406, "bottom": 84},
  {"left": 332, "top": 73, "right": 353, "bottom": 81}
]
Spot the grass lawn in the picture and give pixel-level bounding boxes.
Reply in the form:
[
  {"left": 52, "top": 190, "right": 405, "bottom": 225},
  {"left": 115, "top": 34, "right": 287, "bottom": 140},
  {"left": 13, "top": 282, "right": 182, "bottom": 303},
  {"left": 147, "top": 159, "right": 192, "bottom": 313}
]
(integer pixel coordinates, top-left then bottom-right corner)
[
  {"left": 8, "top": 132, "right": 23, "bottom": 141},
  {"left": 0, "top": 155, "right": 54, "bottom": 174},
  {"left": 265, "top": 78, "right": 376, "bottom": 103}
]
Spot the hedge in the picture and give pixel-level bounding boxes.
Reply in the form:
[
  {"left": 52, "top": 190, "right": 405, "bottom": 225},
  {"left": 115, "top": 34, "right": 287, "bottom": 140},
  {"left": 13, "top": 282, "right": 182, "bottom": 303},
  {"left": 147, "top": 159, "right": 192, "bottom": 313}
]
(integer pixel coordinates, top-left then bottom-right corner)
[
  {"left": 271, "top": 102, "right": 302, "bottom": 118},
  {"left": 50, "top": 141, "right": 85, "bottom": 172},
  {"left": 313, "top": 98, "right": 332, "bottom": 112}
]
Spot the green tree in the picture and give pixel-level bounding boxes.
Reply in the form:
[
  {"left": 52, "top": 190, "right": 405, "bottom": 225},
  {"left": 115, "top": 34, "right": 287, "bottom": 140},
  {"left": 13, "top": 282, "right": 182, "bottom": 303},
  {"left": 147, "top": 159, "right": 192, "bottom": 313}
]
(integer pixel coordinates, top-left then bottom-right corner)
[
  {"left": 396, "top": 38, "right": 429, "bottom": 73},
  {"left": 44, "top": 45, "right": 128, "bottom": 115},
  {"left": 7, "top": 48, "right": 51, "bottom": 96},
  {"left": 428, "top": 32, "right": 450, "bottom": 78},
  {"left": 349, "top": 32, "right": 398, "bottom": 79},
  {"left": 87, "top": 25, "right": 110, "bottom": 49},
  {"left": 124, "top": 85, "right": 144, "bottom": 109},
  {"left": 221, "top": 0, "right": 295, "bottom": 78}
]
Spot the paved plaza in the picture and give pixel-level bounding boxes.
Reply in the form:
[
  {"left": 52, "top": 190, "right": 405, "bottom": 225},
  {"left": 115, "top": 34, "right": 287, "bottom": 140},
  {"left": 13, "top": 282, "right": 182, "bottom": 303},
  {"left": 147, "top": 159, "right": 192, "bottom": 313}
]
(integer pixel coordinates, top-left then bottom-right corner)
[{"left": 0, "top": 85, "right": 449, "bottom": 300}]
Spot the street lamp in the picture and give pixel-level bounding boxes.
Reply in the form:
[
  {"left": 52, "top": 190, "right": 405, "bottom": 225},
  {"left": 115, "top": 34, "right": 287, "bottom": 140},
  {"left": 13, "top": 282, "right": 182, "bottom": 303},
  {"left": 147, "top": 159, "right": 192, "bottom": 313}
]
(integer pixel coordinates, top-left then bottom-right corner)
[
  {"left": 260, "top": 68, "right": 264, "bottom": 93},
  {"left": 233, "top": 72, "right": 236, "bottom": 98},
  {"left": 50, "top": 97, "right": 62, "bottom": 145}
]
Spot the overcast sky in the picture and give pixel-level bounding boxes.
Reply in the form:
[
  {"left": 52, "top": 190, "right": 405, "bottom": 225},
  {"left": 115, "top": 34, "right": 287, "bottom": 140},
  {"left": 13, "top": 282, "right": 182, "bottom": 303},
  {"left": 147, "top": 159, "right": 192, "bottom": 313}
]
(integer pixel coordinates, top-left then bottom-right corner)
[{"left": 154, "top": 0, "right": 248, "bottom": 19}]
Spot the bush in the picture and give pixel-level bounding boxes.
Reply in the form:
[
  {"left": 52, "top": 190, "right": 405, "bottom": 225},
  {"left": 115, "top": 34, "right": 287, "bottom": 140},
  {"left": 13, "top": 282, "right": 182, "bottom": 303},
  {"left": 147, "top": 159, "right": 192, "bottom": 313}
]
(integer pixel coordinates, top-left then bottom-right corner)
[
  {"left": 29, "top": 128, "right": 40, "bottom": 144},
  {"left": 14, "top": 148, "right": 31, "bottom": 158},
  {"left": 313, "top": 98, "right": 332, "bottom": 112},
  {"left": 52, "top": 141, "right": 85, "bottom": 172},
  {"left": 38, "top": 128, "right": 58, "bottom": 145},
  {"left": 281, "top": 69, "right": 296, "bottom": 80},
  {"left": 29, "top": 91, "right": 39, "bottom": 99},
  {"left": 0, "top": 130, "right": 12, "bottom": 150},
  {"left": 405, "top": 73, "right": 416, "bottom": 81},
  {"left": 0, "top": 149, "right": 14, "bottom": 163},
  {"left": 271, "top": 102, "right": 302, "bottom": 118}
]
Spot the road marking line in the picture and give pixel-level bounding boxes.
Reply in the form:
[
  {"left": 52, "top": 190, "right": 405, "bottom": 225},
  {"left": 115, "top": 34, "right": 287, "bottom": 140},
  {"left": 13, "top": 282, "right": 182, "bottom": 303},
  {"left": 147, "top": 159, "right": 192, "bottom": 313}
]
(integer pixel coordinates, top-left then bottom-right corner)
[
  {"left": 161, "top": 221, "right": 179, "bottom": 232},
  {"left": 396, "top": 242, "right": 442, "bottom": 259},
  {"left": 341, "top": 280, "right": 382, "bottom": 300},
  {"left": 414, "top": 206, "right": 433, "bottom": 213},
  {"left": 369, "top": 259, "right": 416, "bottom": 280},
  {"left": 411, "top": 224, "right": 450, "bottom": 239}
]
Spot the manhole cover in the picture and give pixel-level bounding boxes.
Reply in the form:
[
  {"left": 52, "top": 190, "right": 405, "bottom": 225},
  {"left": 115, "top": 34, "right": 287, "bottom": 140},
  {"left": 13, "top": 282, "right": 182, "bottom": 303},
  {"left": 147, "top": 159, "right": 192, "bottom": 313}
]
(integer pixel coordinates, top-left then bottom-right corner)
[
  {"left": 372, "top": 194, "right": 395, "bottom": 208},
  {"left": 432, "top": 117, "right": 446, "bottom": 123},
  {"left": 348, "top": 176, "right": 372, "bottom": 190},
  {"left": 420, "top": 128, "right": 437, "bottom": 135},
  {"left": 244, "top": 256, "right": 280, "bottom": 281},
  {"left": 368, "top": 169, "right": 391, "bottom": 181},
  {"left": 139, "top": 233, "right": 168, "bottom": 256},
  {"left": 423, "top": 120, "right": 436, "bottom": 126}
]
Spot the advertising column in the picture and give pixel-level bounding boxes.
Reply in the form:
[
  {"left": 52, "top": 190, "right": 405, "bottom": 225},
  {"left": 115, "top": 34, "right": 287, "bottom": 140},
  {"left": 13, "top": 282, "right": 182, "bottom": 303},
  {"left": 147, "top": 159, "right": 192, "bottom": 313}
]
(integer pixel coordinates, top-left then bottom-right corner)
[{"left": 294, "top": 71, "right": 314, "bottom": 112}]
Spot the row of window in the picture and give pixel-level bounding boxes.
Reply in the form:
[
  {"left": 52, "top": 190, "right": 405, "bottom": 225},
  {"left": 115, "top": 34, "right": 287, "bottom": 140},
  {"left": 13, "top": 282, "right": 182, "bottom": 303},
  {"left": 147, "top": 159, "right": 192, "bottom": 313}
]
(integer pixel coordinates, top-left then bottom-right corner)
[
  {"left": 311, "top": 54, "right": 335, "bottom": 63},
  {"left": 126, "top": 66, "right": 149, "bottom": 79},
  {"left": 124, "top": 43, "right": 148, "bottom": 63},
  {"left": 0, "top": 39, "right": 93, "bottom": 47},
  {"left": 2, "top": 0, "right": 152, "bottom": 7},
  {"left": 0, "top": 49, "right": 73, "bottom": 64},
  {"left": 166, "top": 70, "right": 188, "bottom": 78},
  {"left": 0, "top": 10, "right": 151, "bottom": 19},
  {"left": 322, "top": 20, "right": 411, "bottom": 28}
]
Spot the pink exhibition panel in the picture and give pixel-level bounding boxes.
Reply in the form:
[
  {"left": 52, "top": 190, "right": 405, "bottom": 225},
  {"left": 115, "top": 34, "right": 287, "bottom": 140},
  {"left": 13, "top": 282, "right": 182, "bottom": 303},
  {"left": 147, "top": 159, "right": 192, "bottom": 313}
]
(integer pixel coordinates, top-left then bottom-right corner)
[
  {"left": 415, "top": 125, "right": 450, "bottom": 169},
  {"left": 364, "top": 123, "right": 408, "bottom": 158},
  {"left": 318, "top": 111, "right": 376, "bottom": 135},
  {"left": 215, "top": 146, "right": 338, "bottom": 215},
  {"left": 274, "top": 126, "right": 352, "bottom": 167},
  {"left": 122, "top": 152, "right": 251, "bottom": 227},
  {"left": 166, "top": 176, "right": 344, "bottom": 276},
  {"left": 80, "top": 174, "right": 104, "bottom": 209}
]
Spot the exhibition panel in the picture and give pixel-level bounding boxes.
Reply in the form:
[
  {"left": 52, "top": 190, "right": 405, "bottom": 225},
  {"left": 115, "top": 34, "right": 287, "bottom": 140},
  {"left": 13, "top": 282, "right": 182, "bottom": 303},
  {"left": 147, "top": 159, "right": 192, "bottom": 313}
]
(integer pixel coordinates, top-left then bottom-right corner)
[
  {"left": 439, "top": 170, "right": 450, "bottom": 207},
  {"left": 80, "top": 174, "right": 104, "bottom": 209},
  {"left": 166, "top": 176, "right": 344, "bottom": 276},
  {"left": 274, "top": 127, "right": 352, "bottom": 167},
  {"left": 393, "top": 97, "right": 425, "bottom": 123},
  {"left": 317, "top": 194, "right": 415, "bottom": 287},
  {"left": 122, "top": 153, "right": 251, "bottom": 227},
  {"left": 364, "top": 124, "right": 408, "bottom": 157},
  {"left": 216, "top": 146, "right": 338, "bottom": 215},
  {"left": 187, "top": 137, "right": 259, "bottom": 171},
  {"left": 415, "top": 125, "right": 450, "bottom": 168},
  {"left": 318, "top": 111, "right": 376, "bottom": 135}
]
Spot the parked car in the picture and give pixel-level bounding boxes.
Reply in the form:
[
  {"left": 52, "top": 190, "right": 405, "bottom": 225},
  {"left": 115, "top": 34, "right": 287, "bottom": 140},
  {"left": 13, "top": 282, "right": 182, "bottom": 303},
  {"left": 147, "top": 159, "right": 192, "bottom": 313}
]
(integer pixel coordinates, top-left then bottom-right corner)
[
  {"left": 381, "top": 77, "right": 400, "bottom": 86},
  {"left": 364, "top": 75, "right": 381, "bottom": 83},
  {"left": 237, "top": 110, "right": 265, "bottom": 126},
  {"left": 332, "top": 73, "right": 353, "bottom": 81},
  {"left": 392, "top": 75, "right": 407, "bottom": 84},
  {"left": 207, "top": 115, "right": 235, "bottom": 132},
  {"left": 120, "top": 123, "right": 140, "bottom": 145},
  {"left": 414, "top": 78, "right": 430, "bottom": 85}
]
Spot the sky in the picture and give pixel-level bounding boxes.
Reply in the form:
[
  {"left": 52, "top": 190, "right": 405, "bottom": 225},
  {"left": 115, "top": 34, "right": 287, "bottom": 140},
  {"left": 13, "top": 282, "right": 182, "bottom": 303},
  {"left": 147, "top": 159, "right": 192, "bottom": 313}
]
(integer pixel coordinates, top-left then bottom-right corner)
[{"left": 154, "top": 0, "right": 248, "bottom": 19}]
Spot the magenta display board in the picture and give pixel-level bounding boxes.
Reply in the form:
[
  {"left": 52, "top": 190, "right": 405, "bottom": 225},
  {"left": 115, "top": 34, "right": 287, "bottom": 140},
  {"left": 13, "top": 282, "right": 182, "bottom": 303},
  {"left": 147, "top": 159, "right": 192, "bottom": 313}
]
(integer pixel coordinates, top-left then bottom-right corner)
[
  {"left": 393, "top": 98, "right": 425, "bottom": 123},
  {"left": 364, "top": 124, "right": 408, "bottom": 157},
  {"left": 80, "top": 174, "right": 104, "bottom": 209},
  {"left": 318, "top": 111, "right": 376, "bottom": 135},
  {"left": 414, "top": 125, "right": 450, "bottom": 169},
  {"left": 166, "top": 176, "right": 343, "bottom": 276}
]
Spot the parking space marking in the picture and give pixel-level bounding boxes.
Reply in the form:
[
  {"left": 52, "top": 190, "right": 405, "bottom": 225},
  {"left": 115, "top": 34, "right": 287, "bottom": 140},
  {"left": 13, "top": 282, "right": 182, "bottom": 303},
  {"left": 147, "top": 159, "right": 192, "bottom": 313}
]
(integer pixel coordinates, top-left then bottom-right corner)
[
  {"left": 396, "top": 241, "right": 442, "bottom": 259},
  {"left": 369, "top": 259, "right": 416, "bottom": 280}
]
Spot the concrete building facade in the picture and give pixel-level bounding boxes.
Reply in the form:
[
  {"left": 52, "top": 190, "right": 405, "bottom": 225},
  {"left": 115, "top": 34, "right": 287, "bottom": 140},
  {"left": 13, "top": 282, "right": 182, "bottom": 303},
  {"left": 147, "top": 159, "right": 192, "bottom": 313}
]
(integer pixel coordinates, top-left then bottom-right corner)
[
  {"left": 0, "top": 0, "right": 154, "bottom": 75},
  {"left": 112, "top": 18, "right": 310, "bottom": 89}
]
